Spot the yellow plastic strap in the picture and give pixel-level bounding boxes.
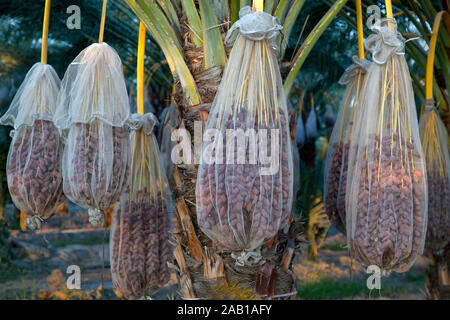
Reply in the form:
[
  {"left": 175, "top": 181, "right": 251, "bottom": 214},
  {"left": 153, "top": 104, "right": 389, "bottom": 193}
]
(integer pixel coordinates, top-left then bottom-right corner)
[
  {"left": 41, "top": 0, "right": 51, "bottom": 65},
  {"left": 20, "top": 211, "right": 27, "bottom": 232},
  {"left": 137, "top": 21, "right": 146, "bottom": 115},
  {"left": 98, "top": 0, "right": 108, "bottom": 43},
  {"left": 385, "top": 0, "right": 393, "bottom": 18},
  {"left": 385, "top": 0, "right": 393, "bottom": 29},
  {"left": 426, "top": 11, "right": 445, "bottom": 100},
  {"left": 253, "top": 0, "right": 264, "bottom": 12},
  {"left": 356, "top": 0, "right": 364, "bottom": 59}
]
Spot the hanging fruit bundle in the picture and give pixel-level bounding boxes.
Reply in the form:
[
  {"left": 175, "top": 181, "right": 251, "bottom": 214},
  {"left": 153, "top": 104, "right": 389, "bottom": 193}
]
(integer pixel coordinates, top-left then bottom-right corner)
[
  {"left": 54, "top": 40, "right": 130, "bottom": 226},
  {"left": 0, "top": 1, "right": 63, "bottom": 230},
  {"left": 346, "top": 18, "right": 427, "bottom": 273},
  {"left": 419, "top": 9, "right": 450, "bottom": 256},
  {"left": 324, "top": 56, "right": 370, "bottom": 235},
  {"left": 110, "top": 113, "right": 174, "bottom": 298},
  {"left": 1, "top": 64, "right": 63, "bottom": 230},
  {"left": 420, "top": 105, "right": 449, "bottom": 254},
  {"left": 196, "top": 7, "right": 293, "bottom": 262}
]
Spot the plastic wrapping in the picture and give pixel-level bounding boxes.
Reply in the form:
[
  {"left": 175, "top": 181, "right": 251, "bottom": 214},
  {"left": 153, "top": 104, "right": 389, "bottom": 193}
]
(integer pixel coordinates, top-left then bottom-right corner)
[
  {"left": 419, "top": 103, "right": 450, "bottom": 254},
  {"left": 55, "top": 42, "right": 130, "bottom": 225},
  {"left": 346, "top": 19, "right": 427, "bottom": 273},
  {"left": 0, "top": 63, "right": 63, "bottom": 230},
  {"left": 324, "top": 56, "right": 371, "bottom": 235},
  {"left": 110, "top": 113, "right": 173, "bottom": 298},
  {"left": 196, "top": 7, "right": 293, "bottom": 255}
]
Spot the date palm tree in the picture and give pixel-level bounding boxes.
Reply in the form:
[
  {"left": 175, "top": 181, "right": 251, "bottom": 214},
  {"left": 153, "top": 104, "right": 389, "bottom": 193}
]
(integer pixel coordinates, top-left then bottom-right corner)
[{"left": 123, "top": 0, "right": 348, "bottom": 299}]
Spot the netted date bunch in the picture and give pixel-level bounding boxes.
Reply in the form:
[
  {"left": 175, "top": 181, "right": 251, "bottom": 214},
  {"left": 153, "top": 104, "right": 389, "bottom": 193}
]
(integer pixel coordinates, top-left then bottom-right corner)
[
  {"left": 426, "top": 170, "right": 450, "bottom": 253},
  {"left": 7, "top": 120, "right": 63, "bottom": 217},
  {"left": 63, "top": 122, "right": 129, "bottom": 211},
  {"left": 324, "top": 141, "right": 349, "bottom": 235},
  {"left": 111, "top": 192, "right": 172, "bottom": 298},
  {"left": 351, "top": 135, "right": 425, "bottom": 272},
  {"left": 197, "top": 109, "right": 292, "bottom": 251}
]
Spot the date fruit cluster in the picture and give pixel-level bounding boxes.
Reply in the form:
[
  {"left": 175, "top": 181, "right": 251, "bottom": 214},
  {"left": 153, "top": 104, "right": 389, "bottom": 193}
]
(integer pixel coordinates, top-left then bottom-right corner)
[
  {"left": 63, "top": 122, "right": 129, "bottom": 213},
  {"left": 324, "top": 141, "right": 349, "bottom": 235},
  {"left": 7, "top": 120, "right": 63, "bottom": 219},
  {"left": 425, "top": 170, "right": 450, "bottom": 253},
  {"left": 349, "top": 135, "right": 426, "bottom": 272},
  {"left": 111, "top": 191, "right": 172, "bottom": 298},
  {"left": 197, "top": 108, "right": 292, "bottom": 251}
]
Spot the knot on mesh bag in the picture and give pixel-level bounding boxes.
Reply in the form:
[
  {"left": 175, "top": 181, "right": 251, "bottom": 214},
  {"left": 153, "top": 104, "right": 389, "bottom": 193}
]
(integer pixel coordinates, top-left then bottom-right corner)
[
  {"left": 424, "top": 99, "right": 437, "bottom": 113},
  {"left": 88, "top": 208, "right": 103, "bottom": 227},
  {"left": 365, "top": 18, "right": 405, "bottom": 65},
  {"left": 26, "top": 215, "right": 44, "bottom": 231},
  {"left": 126, "top": 112, "right": 159, "bottom": 135},
  {"left": 225, "top": 6, "right": 282, "bottom": 52},
  {"left": 338, "top": 56, "right": 371, "bottom": 85}
]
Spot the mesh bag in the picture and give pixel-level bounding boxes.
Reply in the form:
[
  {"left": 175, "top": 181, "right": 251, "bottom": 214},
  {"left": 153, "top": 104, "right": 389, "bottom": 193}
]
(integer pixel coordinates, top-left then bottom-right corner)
[
  {"left": 196, "top": 7, "right": 293, "bottom": 260},
  {"left": 419, "top": 102, "right": 450, "bottom": 255},
  {"left": 0, "top": 63, "right": 63, "bottom": 230},
  {"left": 54, "top": 43, "right": 130, "bottom": 129},
  {"left": 324, "top": 56, "right": 371, "bottom": 235},
  {"left": 346, "top": 19, "right": 427, "bottom": 273},
  {"left": 54, "top": 43, "right": 130, "bottom": 226},
  {"left": 110, "top": 113, "right": 173, "bottom": 298}
]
